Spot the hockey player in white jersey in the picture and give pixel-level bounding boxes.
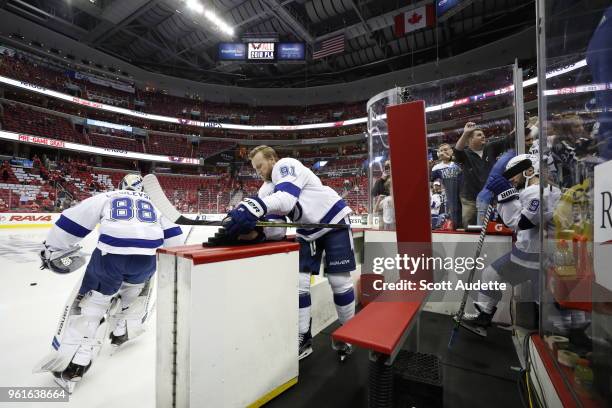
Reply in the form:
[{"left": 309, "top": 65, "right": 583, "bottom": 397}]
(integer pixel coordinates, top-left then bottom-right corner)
[
  {"left": 462, "top": 154, "right": 560, "bottom": 333},
  {"left": 37, "top": 174, "right": 183, "bottom": 392},
  {"left": 223, "top": 145, "right": 356, "bottom": 361}
]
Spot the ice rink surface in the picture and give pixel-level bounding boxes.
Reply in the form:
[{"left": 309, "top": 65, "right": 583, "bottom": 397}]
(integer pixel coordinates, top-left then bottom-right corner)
[{"left": 0, "top": 224, "right": 218, "bottom": 408}]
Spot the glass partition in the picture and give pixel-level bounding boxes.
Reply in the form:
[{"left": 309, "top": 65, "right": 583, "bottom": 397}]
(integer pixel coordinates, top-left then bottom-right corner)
[
  {"left": 367, "top": 65, "right": 517, "bottom": 231},
  {"left": 538, "top": 1, "right": 612, "bottom": 406}
]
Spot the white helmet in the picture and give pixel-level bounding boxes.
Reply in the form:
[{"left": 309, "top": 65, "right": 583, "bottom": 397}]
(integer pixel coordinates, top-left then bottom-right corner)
[
  {"left": 119, "top": 174, "right": 144, "bottom": 192},
  {"left": 503, "top": 154, "right": 539, "bottom": 189}
]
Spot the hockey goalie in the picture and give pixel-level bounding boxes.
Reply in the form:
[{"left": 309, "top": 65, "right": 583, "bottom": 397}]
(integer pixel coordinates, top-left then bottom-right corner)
[{"left": 34, "top": 174, "right": 184, "bottom": 393}]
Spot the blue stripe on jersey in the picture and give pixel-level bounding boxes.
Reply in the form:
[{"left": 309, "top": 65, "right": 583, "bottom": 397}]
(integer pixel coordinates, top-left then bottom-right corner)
[
  {"left": 99, "top": 234, "right": 164, "bottom": 248},
  {"left": 56, "top": 215, "right": 91, "bottom": 238},
  {"left": 511, "top": 246, "right": 539, "bottom": 261},
  {"left": 297, "top": 199, "right": 347, "bottom": 236},
  {"left": 274, "top": 182, "right": 301, "bottom": 198},
  {"left": 52, "top": 336, "right": 60, "bottom": 350},
  {"left": 163, "top": 226, "right": 182, "bottom": 239},
  {"left": 264, "top": 214, "right": 285, "bottom": 221}
]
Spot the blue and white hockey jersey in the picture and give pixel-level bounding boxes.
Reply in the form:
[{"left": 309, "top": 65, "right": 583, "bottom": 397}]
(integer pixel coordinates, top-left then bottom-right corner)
[
  {"left": 258, "top": 181, "right": 287, "bottom": 241},
  {"left": 260, "top": 158, "right": 352, "bottom": 241},
  {"left": 497, "top": 184, "right": 561, "bottom": 268},
  {"left": 45, "top": 190, "right": 183, "bottom": 255}
]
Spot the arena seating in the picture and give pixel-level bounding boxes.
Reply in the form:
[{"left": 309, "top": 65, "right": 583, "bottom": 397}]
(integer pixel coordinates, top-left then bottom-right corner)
[
  {"left": 1, "top": 103, "right": 88, "bottom": 144},
  {"left": 0, "top": 52, "right": 368, "bottom": 126}
]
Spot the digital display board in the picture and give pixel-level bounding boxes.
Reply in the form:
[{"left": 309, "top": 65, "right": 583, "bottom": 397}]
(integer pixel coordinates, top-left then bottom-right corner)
[
  {"left": 436, "top": 0, "right": 463, "bottom": 17},
  {"left": 277, "top": 43, "right": 305, "bottom": 60},
  {"left": 247, "top": 42, "right": 275, "bottom": 60},
  {"left": 218, "top": 43, "right": 246, "bottom": 60}
]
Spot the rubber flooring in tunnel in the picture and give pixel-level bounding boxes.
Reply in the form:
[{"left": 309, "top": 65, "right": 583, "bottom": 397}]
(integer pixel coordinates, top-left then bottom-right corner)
[{"left": 267, "top": 311, "right": 524, "bottom": 408}]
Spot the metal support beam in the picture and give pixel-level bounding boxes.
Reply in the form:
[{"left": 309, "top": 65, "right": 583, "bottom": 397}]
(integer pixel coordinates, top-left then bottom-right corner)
[
  {"left": 121, "top": 28, "right": 204, "bottom": 69},
  {"left": 89, "top": 0, "right": 162, "bottom": 46},
  {"left": 261, "top": 0, "right": 314, "bottom": 44}
]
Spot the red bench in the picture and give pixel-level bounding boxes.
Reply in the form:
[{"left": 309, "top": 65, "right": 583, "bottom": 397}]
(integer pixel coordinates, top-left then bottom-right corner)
[{"left": 331, "top": 101, "right": 432, "bottom": 407}]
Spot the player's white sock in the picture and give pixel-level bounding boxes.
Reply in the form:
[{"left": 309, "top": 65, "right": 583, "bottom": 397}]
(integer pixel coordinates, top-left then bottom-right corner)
[
  {"left": 298, "top": 272, "right": 312, "bottom": 334},
  {"left": 328, "top": 273, "right": 355, "bottom": 324},
  {"left": 334, "top": 294, "right": 355, "bottom": 324}
]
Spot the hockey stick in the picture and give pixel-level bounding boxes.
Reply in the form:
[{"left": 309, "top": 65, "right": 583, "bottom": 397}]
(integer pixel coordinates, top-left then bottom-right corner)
[
  {"left": 143, "top": 174, "right": 348, "bottom": 229},
  {"left": 448, "top": 202, "right": 495, "bottom": 348}
]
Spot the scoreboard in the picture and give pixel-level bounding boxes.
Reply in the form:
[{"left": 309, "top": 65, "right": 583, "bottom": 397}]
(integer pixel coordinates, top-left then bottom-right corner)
[
  {"left": 247, "top": 43, "right": 275, "bottom": 60},
  {"left": 218, "top": 42, "right": 305, "bottom": 62}
]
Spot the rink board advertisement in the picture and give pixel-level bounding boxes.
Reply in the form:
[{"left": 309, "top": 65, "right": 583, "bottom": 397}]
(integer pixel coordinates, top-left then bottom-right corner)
[
  {"left": 0, "top": 213, "right": 59, "bottom": 228},
  {"left": 594, "top": 160, "right": 612, "bottom": 292}
]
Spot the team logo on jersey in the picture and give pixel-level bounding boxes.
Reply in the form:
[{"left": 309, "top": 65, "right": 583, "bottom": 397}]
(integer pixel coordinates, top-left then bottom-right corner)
[
  {"left": 280, "top": 166, "right": 296, "bottom": 177},
  {"left": 528, "top": 199, "right": 540, "bottom": 212}
]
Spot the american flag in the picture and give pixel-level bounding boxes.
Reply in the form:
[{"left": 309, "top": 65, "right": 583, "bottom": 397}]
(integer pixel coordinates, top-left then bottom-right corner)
[{"left": 312, "top": 34, "right": 345, "bottom": 60}]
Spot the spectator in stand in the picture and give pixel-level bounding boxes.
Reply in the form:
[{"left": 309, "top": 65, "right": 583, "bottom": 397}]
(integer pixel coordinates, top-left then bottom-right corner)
[
  {"left": 371, "top": 160, "right": 391, "bottom": 219},
  {"left": 374, "top": 178, "right": 395, "bottom": 230},
  {"left": 20, "top": 189, "right": 29, "bottom": 207},
  {"left": 430, "top": 143, "right": 462, "bottom": 228},
  {"left": 430, "top": 181, "right": 446, "bottom": 229},
  {"left": 453, "top": 122, "right": 511, "bottom": 227}
]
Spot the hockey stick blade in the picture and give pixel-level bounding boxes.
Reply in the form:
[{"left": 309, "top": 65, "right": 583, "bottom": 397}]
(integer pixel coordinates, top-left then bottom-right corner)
[
  {"left": 143, "top": 174, "right": 182, "bottom": 223},
  {"left": 143, "top": 174, "right": 348, "bottom": 229}
]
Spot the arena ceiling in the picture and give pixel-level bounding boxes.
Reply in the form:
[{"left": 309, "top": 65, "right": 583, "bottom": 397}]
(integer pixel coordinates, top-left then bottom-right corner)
[{"left": 2, "top": 0, "right": 536, "bottom": 87}]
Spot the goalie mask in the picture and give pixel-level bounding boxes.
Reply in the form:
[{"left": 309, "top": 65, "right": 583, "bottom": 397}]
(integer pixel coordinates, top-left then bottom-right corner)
[
  {"left": 40, "top": 244, "right": 87, "bottom": 274},
  {"left": 119, "top": 174, "right": 144, "bottom": 192},
  {"left": 503, "top": 154, "right": 539, "bottom": 189}
]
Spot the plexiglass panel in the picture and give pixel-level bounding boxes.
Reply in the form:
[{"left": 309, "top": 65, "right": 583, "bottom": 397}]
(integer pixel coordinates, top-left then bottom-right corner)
[
  {"left": 538, "top": 2, "right": 612, "bottom": 406},
  {"left": 367, "top": 65, "right": 516, "bottom": 231}
]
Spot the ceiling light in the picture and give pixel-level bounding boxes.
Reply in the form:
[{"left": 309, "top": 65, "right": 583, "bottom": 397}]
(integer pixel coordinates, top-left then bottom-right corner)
[{"left": 186, "top": 0, "right": 204, "bottom": 13}]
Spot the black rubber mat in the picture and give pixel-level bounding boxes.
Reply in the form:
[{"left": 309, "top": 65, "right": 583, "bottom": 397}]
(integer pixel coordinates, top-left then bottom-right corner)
[{"left": 267, "top": 311, "right": 523, "bottom": 408}]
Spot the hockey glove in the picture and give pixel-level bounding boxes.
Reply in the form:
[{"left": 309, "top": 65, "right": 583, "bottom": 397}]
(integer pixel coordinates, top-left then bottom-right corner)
[
  {"left": 486, "top": 174, "right": 518, "bottom": 203},
  {"left": 222, "top": 197, "right": 267, "bottom": 237},
  {"left": 40, "top": 242, "right": 87, "bottom": 274},
  {"left": 205, "top": 227, "right": 266, "bottom": 247}
]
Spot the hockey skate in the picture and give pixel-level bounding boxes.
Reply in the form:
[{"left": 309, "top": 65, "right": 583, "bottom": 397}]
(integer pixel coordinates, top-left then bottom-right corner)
[
  {"left": 332, "top": 339, "right": 353, "bottom": 362},
  {"left": 109, "top": 320, "right": 129, "bottom": 348},
  {"left": 455, "top": 304, "right": 496, "bottom": 338},
  {"left": 52, "top": 362, "right": 91, "bottom": 394},
  {"left": 298, "top": 329, "right": 313, "bottom": 360}
]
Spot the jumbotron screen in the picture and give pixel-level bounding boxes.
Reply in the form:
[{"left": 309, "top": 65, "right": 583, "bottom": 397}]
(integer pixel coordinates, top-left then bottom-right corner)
[
  {"left": 247, "top": 42, "right": 275, "bottom": 60},
  {"left": 218, "top": 43, "right": 246, "bottom": 60},
  {"left": 436, "top": 0, "right": 466, "bottom": 17}
]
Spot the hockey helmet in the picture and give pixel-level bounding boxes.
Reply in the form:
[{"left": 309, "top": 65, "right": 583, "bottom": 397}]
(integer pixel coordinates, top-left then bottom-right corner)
[
  {"left": 119, "top": 174, "right": 144, "bottom": 192},
  {"left": 503, "top": 154, "right": 539, "bottom": 188}
]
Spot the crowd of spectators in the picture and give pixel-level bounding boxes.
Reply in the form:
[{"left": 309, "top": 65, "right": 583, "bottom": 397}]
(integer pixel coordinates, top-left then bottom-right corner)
[{"left": 0, "top": 50, "right": 367, "bottom": 127}]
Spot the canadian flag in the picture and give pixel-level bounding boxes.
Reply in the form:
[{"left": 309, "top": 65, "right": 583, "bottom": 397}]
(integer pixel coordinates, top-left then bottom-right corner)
[{"left": 394, "top": 4, "right": 435, "bottom": 36}]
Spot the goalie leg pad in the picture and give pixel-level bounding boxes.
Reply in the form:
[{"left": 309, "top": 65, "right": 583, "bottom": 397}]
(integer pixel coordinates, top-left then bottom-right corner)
[
  {"left": 34, "top": 288, "right": 113, "bottom": 373},
  {"left": 109, "top": 277, "right": 155, "bottom": 340},
  {"left": 70, "top": 290, "right": 114, "bottom": 366}
]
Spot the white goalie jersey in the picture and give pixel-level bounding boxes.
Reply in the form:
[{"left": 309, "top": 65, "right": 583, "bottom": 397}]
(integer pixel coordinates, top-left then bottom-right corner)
[
  {"left": 45, "top": 190, "right": 184, "bottom": 255},
  {"left": 260, "top": 158, "right": 352, "bottom": 241}
]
